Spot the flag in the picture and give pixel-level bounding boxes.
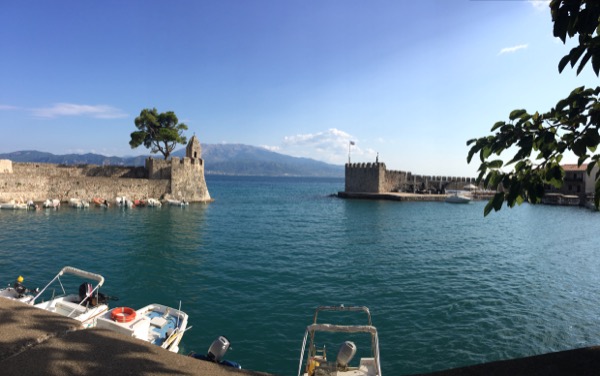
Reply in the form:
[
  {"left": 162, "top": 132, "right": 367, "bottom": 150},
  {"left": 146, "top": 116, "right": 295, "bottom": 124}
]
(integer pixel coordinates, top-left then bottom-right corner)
[{"left": 350, "top": 141, "right": 355, "bottom": 145}]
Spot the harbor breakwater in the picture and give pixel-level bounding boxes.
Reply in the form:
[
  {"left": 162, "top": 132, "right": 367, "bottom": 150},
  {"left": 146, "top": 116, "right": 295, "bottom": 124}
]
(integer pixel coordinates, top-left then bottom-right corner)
[
  {"left": 344, "top": 162, "right": 478, "bottom": 194},
  {"left": 0, "top": 136, "right": 211, "bottom": 203}
]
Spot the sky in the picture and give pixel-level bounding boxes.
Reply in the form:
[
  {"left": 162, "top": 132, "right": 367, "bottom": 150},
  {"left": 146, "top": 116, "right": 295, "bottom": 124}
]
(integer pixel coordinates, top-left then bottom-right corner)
[{"left": 0, "top": 0, "right": 597, "bottom": 176}]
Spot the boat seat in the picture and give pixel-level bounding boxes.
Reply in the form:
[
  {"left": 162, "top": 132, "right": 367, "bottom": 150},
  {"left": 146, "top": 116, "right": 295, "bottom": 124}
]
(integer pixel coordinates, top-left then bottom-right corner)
[
  {"left": 96, "top": 316, "right": 136, "bottom": 337},
  {"left": 55, "top": 300, "right": 87, "bottom": 316}
]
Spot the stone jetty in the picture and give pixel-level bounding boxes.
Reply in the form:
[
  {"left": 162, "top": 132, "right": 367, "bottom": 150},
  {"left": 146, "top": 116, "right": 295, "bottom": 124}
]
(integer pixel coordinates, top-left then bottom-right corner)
[{"left": 0, "top": 135, "right": 211, "bottom": 203}]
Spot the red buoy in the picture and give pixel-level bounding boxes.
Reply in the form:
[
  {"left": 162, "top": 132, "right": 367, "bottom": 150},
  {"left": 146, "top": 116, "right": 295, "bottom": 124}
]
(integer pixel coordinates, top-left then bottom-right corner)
[{"left": 111, "top": 307, "right": 136, "bottom": 323}]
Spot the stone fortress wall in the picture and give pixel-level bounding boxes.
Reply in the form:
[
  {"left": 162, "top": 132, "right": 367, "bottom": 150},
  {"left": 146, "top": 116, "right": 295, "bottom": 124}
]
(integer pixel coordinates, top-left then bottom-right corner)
[
  {"left": 0, "top": 136, "right": 211, "bottom": 203},
  {"left": 345, "top": 162, "right": 477, "bottom": 193}
]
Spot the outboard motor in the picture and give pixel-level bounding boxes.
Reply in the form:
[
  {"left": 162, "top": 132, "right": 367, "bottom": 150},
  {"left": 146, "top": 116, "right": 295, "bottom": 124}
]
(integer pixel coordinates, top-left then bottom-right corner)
[
  {"left": 336, "top": 341, "right": 357, "bottom": 369},
  {"left": 78, "top": 282, "right": 93, "bottom": 301},
  {"left": 207, "top": 336, "right": 231, "bottom": 362},
  {"left": 191, "top": 336, "right": 241, "bottom": 369}
]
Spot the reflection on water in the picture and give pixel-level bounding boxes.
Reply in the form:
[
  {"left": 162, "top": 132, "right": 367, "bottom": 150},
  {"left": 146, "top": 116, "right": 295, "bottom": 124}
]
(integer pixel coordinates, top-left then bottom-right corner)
[{"left": 1, "top": 177, "right": 600, "bottom": 375}]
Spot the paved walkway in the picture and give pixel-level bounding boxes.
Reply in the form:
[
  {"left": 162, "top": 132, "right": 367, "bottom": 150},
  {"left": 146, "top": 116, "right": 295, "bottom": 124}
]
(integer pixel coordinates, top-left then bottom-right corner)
[{"left": 2, "top": 298, "right": 600, "bottom": 375}]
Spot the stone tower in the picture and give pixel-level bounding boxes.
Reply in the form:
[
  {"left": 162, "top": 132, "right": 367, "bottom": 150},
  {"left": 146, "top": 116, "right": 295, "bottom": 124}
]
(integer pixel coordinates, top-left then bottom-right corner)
[
  {"left": 150, "top": 134, "right": 211, "bottom": 202},
  {"left": 186, "top": 134, "right": 202, "bottom": 160}
]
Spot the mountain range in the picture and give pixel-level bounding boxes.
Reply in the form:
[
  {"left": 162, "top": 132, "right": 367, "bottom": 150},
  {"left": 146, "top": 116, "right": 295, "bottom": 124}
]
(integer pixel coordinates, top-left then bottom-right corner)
[{"left": 0, "top": 144, "right": 344, "bottom": 178}]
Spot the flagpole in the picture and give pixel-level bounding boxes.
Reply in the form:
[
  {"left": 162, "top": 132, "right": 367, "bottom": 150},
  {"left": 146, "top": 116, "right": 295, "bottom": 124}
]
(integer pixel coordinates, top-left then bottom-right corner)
[{"left": 348, "top": 141, "right": 355, "bottom": 164}]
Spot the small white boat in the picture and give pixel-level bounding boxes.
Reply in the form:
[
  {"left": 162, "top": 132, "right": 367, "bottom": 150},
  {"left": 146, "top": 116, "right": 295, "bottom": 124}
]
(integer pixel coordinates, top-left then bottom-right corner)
[
  {"left": 0, "top": 276, "right": 38, "bottom": 303},
  {"left": 165, "top": 199, "right": 189, "bottom": 207},
  {"left": 43, "top": 199, "right": 61, "bottom": 209},
  {"left": 68, "top": 198, "right": 90, "bottom": 209},
  {"left": 0, "top": 200, "right": 29, "bottom": 210},
  {"left": 445, "top": 192, "right": 472, "bottom": 204},
  {"left": 146, "top": 198, "right": 162, "bottom": 207},
  {"left": 0, "top": 286, "right": 36, "bottom": 303},
  {"left": 298, "top": 305, "right": 382, "bottom": 376},
  {"left": 97, "top": 303, "right": 189, "bottom": 353},
  {"left": 31, "top": 266, "right": 109, "bottom": 328},
  {"left": 116, "top": 196, "right": 134, "bottom": 208},
  {"left": 92, "top": 197, "right": 110, "bottom": 208}
]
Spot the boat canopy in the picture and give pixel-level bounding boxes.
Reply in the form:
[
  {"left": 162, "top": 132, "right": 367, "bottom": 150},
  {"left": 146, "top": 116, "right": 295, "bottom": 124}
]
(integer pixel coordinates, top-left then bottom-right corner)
[
  {"left": 59, "top": 266, "right": 105, "bottom": 285},
  {"left": 306, "top": 323, "right": 378, "bottom": 334},
  {"left": 30, "top": 266, "right": 105, "bottom": 305},
  {"left": 298, "top": 305, "right": 382, "bottom": 376}
]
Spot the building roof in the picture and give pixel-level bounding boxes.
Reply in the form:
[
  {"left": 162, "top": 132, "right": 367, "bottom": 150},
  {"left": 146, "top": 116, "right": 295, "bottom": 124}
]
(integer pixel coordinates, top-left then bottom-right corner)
[{"left": 562, "top": 164, "right": 588, "bottom": 171}]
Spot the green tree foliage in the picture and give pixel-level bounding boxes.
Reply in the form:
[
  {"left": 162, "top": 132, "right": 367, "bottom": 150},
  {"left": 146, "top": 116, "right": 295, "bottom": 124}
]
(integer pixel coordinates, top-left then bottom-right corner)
[
  {"left": 130, "top": 108, "right": 188, "bottom": 160},
  {"left": 467, "top": 0, "right": 600, "bottom": 216}
]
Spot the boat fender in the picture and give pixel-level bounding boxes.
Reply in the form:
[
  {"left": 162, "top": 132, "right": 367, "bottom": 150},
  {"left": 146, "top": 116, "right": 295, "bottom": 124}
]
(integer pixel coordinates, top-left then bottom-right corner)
[{"left": 111, "top": 307, "right": 136, "bottom": 323}]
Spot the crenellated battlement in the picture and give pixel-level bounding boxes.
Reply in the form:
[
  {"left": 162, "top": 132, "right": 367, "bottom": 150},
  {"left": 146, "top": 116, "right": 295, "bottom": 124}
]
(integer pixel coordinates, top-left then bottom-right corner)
[{"left": 344, "top": 161, "right": 477, "bottom": 194}]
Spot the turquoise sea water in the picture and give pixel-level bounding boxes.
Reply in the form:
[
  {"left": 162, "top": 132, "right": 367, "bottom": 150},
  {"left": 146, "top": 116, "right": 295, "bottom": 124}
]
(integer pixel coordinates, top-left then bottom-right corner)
[{"left": 2, "top": 175, "right": 600, "bottom": 375}]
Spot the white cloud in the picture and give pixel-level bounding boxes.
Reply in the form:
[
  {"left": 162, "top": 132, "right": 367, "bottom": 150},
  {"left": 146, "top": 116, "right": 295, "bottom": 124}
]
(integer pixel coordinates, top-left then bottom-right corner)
[
  {"left": 283, "top": 128, "right": 352, "bottom": 146},
  {"left": 0, "top": 104, "right": 19, "bottom": 111},
  {"left": 529, "top": 0, "right": 550, "bottom": 11},
  {"left": 32, "top": 103, "right": 128, "bottom": 119},
  {"left": 262, "top": 145, "right": 281, "bottom": 152},
  {"left": 498, "top": 44, "right": 528, "bottom": 55},
  {"left": 274, "top": 128, "right": 375, "bottom": 164}
]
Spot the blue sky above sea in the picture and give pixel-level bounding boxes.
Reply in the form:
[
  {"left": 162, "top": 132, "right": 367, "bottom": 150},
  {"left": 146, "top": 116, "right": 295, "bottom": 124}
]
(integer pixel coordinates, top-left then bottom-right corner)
[{"left": 0, "top": 0, "right": 596, "bottom": 176}]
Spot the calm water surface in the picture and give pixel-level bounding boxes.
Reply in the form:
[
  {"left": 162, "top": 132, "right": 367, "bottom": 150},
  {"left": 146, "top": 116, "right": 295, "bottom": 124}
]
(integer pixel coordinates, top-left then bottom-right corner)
[{"left": 1, "top": 175, "right": 600, "bottom": 375}]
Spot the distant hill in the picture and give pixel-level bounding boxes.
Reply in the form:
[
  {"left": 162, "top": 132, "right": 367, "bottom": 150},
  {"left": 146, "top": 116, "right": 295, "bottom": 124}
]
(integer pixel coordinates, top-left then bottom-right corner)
[{"left": 0, "top": 144, "right": 344, "bottom": 178}]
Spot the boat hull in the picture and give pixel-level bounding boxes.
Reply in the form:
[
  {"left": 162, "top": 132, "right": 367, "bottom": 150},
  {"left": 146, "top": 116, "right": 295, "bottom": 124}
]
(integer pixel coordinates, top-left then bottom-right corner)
[
  {"left": 445, "top": 195, "right": 471, "bottom": 204},
  {"left": 97, "top": 303, "right": 188, "bottom": 353}
]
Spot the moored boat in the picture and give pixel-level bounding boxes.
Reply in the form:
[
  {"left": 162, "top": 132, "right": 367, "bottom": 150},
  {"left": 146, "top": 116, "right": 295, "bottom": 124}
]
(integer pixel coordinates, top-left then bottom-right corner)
[
  {"left": 445, "top": 191, "right": 472, "bottom": 204},
  {"left": 146, "top": 198, "right": 162, "bottom": 207},
  {"left": 96, "top": 303, "right": 189, "bottom": 353},
  {"left": 31, "top": 266, "right": 109, "bottom": 328},
  {"left": 116, "top": 196, "right": 134, "bottom": 208},
  {"left": 165, "top": 199, "right": 189, "bottom": 207},
  {"left": 0, "top": 275, "right": 38, "bottom": 303},
  {"left": 92, "top": 197, "right": 110, "bottom": 208},
  {"left": 0, "top": 200, "right": 29, "bottom": 210},
  {"left": 298, "top": 305, "right": 382, "bottom": 376},
  {"left": 43, "top": 199, "right": 60, "bottom": 209},
  {"left": 69, "top": 198, "right": 90, "bottom": 208}
]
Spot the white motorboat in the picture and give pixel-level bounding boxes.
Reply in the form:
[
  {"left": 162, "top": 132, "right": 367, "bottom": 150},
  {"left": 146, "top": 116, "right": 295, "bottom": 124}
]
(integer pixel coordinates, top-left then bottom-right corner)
[
  {"left": 445, "top": 191, "right": 472, "bottom": 204},
  {"left": 165, "top": 199, "right": 189, "bottom": 207},
  {"left": 68, "top": 198, "right": 90, "bottom": 209},
  {"left": 0, "top": 276, "right": 38, "bottom": 303},
  {"left": 116, "top": 196, "right": 134, "bottom": 208},
  {"left": 146, "top": 198, "right": 162, "bottom": 207},
  {"left": 43, "top": 199, "right": 61, "bottom": 209},
  {"left": 0, "top": 286, "right": 36, "bottom": 303},
  {"left": 31, "top": 266, "right": 109, "bottom": 328},
  {"left": 0, "top": 200, "right": 29, "bottom": 210},
  {"left": 298, "top": 305, "right": 382, "bottom": 376},
  {"left": 96, "top": 303, "right": 189, "bottom": 353}
]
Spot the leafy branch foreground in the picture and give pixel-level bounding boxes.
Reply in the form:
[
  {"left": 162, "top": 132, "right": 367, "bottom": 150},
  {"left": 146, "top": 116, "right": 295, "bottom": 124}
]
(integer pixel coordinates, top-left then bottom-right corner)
[{"left": 466, "top": 0, "right": 600, "bottom": 216}]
